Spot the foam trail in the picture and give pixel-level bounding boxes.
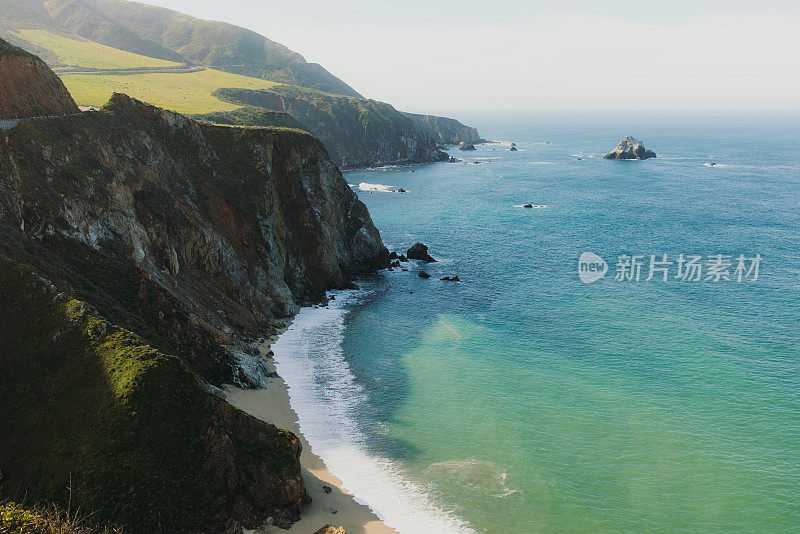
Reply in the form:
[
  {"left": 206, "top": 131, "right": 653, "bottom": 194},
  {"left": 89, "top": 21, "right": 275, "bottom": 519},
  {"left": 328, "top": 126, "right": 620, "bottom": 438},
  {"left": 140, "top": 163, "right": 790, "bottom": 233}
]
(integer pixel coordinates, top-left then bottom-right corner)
[
  {"left": 272, "top": 292, "right": 475, "bottom": 534},
  {"left": 358, "top": 182, "right": 397, "bottom": 192}
]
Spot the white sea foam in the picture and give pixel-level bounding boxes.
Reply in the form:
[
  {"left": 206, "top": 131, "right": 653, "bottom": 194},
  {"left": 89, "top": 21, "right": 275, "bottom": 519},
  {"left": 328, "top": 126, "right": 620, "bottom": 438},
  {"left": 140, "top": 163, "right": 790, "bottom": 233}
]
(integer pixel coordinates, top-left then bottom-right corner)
[
  {"left": 426, "top": 459, "right": 518, "bottom": 498},
  {"left": 272, "top": 292, "right": 475, "bottom": 534},
  {"left": 358, "top": 182, "right": 399, "bottom": 192}
]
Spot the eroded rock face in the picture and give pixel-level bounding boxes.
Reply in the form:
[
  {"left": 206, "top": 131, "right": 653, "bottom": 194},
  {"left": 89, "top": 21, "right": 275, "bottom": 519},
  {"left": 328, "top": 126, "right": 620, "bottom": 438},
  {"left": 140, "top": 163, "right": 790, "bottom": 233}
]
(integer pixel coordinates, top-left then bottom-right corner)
[
  {"left": 0, "top": 93, "right": 388, "bottom": 384},
  {"left": 0, "top": 38, "right": 78, "bottom": 119},
  {"left": 405, "top": 112, "right": 485, "bottom": 145},
  {"left": 604, "top": 136, "right": 656, "bottom": 160},
  {"left": 213, "top": 87, "right": 448, "bottom": 169}
]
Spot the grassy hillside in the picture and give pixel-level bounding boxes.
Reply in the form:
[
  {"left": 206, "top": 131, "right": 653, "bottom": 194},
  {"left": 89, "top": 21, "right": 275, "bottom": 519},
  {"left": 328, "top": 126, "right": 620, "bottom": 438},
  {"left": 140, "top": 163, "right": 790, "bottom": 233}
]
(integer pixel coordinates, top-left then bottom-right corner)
[
  {"left": 9, "top": 29, "right": 182, "bottom": 69},
  {"left": 0, "top": 0, "right": 360, "bottom": 97},
  {"left": 62, "top": 68, "right": 279, "bottom": 113},
  {"left": 193, "top": 105, "right": 310, "bottom": 132},
  {"left": 0, "top": 255, "right": 303, "bottom": 531}
]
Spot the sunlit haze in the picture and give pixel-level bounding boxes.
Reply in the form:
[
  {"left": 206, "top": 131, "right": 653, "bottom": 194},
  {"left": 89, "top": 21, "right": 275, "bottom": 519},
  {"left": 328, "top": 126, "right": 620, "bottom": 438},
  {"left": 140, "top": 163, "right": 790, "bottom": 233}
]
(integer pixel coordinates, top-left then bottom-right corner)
[{"left": 92, "top": 1, "right": 800, "bottom": 112}]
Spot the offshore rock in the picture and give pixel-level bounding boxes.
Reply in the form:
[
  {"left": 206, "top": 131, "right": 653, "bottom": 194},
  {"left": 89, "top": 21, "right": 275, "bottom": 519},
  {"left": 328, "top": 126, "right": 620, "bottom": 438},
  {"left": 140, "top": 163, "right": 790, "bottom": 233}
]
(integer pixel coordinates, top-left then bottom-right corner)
[
  {"left": 407, "top": 243, "right": 437, "bottom": 262},
  {"left": 604, "top": 136, "right": 656, "bottom": 160}
]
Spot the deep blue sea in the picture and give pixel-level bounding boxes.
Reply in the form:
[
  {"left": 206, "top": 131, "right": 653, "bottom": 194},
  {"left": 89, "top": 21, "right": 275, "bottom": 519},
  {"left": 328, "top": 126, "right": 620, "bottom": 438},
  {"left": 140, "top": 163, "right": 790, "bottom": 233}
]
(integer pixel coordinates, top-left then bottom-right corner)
[{"left": 272, "top": 111, "right": 800, "bottom": 533}]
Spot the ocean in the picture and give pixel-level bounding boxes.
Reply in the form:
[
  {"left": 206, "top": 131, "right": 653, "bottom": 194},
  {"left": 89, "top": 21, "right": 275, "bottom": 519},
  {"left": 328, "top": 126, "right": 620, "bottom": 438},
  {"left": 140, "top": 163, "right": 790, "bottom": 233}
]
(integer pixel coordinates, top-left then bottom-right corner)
[{"left": 271, "top": 111, "right": 800, "bottom": 533}]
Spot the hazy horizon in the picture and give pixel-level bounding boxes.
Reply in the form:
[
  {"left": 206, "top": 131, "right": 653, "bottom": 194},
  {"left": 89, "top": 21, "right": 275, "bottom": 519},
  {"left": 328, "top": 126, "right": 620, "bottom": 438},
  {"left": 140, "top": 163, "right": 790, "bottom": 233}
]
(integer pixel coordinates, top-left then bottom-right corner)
[{"left": 135, "top": 1, "right": 799, "bottom": 113}]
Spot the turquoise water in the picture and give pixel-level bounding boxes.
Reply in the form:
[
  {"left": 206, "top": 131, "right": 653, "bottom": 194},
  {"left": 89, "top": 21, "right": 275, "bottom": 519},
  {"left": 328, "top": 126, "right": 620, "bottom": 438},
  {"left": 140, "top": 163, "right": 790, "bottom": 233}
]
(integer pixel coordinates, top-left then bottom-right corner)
[{"left": 277, "top": 112, "right": 800, "bottom": 533}]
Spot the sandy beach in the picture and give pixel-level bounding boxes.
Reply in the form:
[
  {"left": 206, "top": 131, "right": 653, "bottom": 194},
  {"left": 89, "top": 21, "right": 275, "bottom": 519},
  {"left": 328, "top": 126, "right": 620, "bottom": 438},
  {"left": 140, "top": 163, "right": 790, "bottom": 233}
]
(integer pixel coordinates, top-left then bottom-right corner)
[{"left": 225, "top": 323, "right": 396, "bottom": 534}]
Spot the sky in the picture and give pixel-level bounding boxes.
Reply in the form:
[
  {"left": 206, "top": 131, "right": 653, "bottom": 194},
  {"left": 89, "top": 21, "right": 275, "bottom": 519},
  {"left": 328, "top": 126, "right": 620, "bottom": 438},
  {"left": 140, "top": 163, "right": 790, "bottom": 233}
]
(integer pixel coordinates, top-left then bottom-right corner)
[{"left": 137, "top": 1, "right": 800, "bottom": 113}]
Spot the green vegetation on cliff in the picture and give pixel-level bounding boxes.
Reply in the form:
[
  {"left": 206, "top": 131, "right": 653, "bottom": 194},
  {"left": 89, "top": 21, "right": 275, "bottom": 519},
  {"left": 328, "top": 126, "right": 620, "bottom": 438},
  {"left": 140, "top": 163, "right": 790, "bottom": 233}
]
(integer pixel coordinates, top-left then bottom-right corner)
[
  {"left": 0, "top": 255, "right": 304, "bottom": 532},
  {"left": 214, "top": 84, "right": 448, "bottom": 168},
  {"left": 193, "top": 105, "right": 309, "bottom": 133}
]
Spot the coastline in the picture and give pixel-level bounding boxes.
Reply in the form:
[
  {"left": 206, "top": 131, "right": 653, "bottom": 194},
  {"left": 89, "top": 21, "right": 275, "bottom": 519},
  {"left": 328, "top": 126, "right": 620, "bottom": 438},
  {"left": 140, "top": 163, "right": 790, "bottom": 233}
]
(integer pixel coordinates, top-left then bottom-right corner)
[{"left": 225, "top": 320, "right": 396, "bottom": 534}]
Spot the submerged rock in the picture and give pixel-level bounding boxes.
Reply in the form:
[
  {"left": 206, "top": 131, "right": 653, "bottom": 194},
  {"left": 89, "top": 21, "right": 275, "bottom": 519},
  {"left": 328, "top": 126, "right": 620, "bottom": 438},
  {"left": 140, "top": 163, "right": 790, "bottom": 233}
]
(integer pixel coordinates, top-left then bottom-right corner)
[
  {"left": 407, "top": 243, "right": 437, "bottom": 262},
  {"left": 418, "top": 271, "right": 431, "bottom": 279},
  {"left": 510, "top": 146, "right": 518, "bottom": 151},
  {"left": 523, "top": 204, "right": 533, "bottom": 208},
  {"left": 604, "top": 136, "right": 656, "bottom": 160}
]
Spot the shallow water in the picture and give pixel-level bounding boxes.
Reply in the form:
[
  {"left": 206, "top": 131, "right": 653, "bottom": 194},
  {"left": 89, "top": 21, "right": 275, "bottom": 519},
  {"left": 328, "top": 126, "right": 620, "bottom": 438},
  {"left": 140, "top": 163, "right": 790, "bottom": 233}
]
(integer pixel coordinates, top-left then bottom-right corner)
[{"left": 274, "top": 111, "right": 800, "bottom": 533}]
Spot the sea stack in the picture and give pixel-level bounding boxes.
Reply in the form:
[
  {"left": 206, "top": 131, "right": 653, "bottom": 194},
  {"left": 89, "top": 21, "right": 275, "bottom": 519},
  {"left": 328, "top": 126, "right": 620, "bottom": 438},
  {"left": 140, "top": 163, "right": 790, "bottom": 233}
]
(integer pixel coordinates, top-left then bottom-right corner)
[
  {"left": 407, "top": 243, "right": 437, "bottom": 262},
  {"left": 458, "top": 141, "right": 476, "bottom": 151},
  {"left": 604, "top": 136, "right": 656, "bottom": 160}
]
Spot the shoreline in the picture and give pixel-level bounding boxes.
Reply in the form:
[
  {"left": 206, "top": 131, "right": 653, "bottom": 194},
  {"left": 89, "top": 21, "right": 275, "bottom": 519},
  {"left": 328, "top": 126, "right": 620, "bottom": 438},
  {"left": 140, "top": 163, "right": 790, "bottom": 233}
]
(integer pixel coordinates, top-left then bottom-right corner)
[{"left": 224, "top": 319, "right": 396, "bottom": 534}]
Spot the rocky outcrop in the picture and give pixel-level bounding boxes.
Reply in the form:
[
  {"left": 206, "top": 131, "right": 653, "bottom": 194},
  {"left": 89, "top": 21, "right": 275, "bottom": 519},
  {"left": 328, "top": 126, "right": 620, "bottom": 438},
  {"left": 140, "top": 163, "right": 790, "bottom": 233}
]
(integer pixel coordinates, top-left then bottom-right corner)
[
  {"left": 405, "top": 112, "right": 485, "bottom": 145},
  {"left": 314, "top": 526, "right": 347, "bottom": 534},
  {"left": 407, "top": 243, "right": 437, "bottom": 262},
  {"left": 0, "top": 93, "right": 388, "bottom": 384},
  {"left": 214, "top": 86, "right": 448, "bottom": 169},
  {"left": 458, "top": 142, "right": 476, "bottom": 151},
  {"left": 0, "top": 38, "right": 78, "bottom": 119},
  {"left": 604, "top": 136, "right": 656, "bottom": 160},
  {"left": 0, "top": 254, "right": 306, "bottom": 532}
]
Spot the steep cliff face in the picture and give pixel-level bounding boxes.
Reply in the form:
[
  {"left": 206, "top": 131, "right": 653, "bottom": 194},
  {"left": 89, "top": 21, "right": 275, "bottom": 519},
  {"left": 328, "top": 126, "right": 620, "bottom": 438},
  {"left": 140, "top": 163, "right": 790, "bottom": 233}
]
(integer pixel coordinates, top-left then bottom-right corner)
[
  {"left": 405, "top": 112, "right": 486, "bottom": 145},
  {"left": 0, "top": 38, "right": 78, "bottom": 119},
  {"left": 0, "top": 47, "right": 388, "bottom": 531},
  {"left": 214, "top": 86, "right": 449, "bottom": 169},
  {"left": 0, "top": 255, "right": 307, "bottom": 532},
  {"left": 0, "top": 93, "right": 388, "bottom": 385}
]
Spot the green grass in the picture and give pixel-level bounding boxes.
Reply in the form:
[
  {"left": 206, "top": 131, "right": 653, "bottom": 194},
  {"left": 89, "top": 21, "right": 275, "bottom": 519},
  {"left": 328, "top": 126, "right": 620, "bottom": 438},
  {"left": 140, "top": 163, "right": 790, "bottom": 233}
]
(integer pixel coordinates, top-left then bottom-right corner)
[
  {"left": 0, "top": 501, "right": 121, "bottom": 533},
  {"left": 61, "top": 68, "right": 280, "bottom": 113},
  {"left": 10, "top": 29, "right": 182, "bottom": 69},
  {"left": 0, "top": 255, "right": 208, "bottom": 530}
]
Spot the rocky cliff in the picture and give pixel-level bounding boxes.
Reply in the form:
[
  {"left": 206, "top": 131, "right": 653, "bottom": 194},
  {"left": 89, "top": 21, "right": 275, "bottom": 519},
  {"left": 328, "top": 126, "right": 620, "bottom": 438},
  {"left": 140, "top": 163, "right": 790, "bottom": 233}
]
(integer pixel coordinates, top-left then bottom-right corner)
[
  {"left": 0, "top": 38, "right": 78, "bottom": 119},
  {"left": 213, "top": 86, "right": 449, "bottom": 169},
  {"left": 0, "top": 255, "right": 306, "bottom": 532},
  {"left": 405, "top": 112, "right": 486, "bottom": 145},
  {"left": 0, "top": 92, "right": 388, "bottom": 383},
  {"left": 0, "top": 40, "right": 388, "bottom": 531}
]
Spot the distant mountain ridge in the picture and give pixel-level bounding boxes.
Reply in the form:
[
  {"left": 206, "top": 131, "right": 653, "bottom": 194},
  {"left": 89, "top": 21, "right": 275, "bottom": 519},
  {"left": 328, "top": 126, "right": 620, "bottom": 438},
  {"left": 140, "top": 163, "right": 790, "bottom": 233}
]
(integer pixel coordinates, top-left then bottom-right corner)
[{"left": 0, "top": 0, "right": 361, "bottom": 97}]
